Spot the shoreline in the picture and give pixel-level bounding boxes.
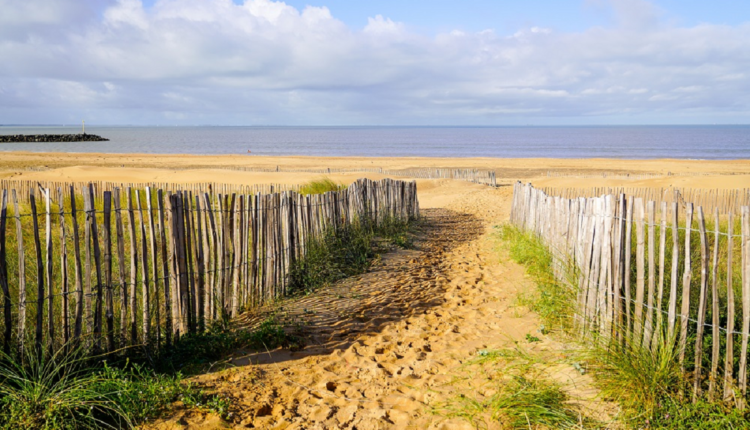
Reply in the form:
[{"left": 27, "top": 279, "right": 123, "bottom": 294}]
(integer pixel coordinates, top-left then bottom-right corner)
[
  {"left": 0, "top": 150, "right": 749, "bottom": 167},
  {"left": 0, "top": 149, "right": 747, "bottom": 162}
]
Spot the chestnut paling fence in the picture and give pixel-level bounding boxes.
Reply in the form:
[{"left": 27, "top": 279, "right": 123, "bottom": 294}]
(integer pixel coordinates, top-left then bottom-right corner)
[
  {"left": 539, "top": 185, "right": 750, "bottom": 216},
  {"left": 0, "top": 178, "right": 419, "bottom": 358},
  {"left": 206, "top": 166, "right": 497, "bottom": 186},
  {"left": 545, "top": 170, "right": 748, "bottom": 180},
  {"left": 511, "top": 181, "right": 750, "bottom": 405},
  {"left": 1, "top": 167, "right": 495, "bottom": 204}
]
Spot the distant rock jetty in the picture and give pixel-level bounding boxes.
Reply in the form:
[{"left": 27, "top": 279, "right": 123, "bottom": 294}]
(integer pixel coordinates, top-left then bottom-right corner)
[{"left": 0, "top": 134, "right": 109, "bottom": 143}]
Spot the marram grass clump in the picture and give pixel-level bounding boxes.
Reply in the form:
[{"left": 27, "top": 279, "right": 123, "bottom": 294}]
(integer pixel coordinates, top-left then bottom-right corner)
[
  {"left": 298, "top": 177, "right": 346, "bottom": 195},
  {"left": 0, "top": 345, "right": 228, "bottom": 429},
  {"left": 582, "top": 329, "right": 750, "bottom": 429},
  {"left": 288, "top": 216, "right": 413, "bottom": 295}
]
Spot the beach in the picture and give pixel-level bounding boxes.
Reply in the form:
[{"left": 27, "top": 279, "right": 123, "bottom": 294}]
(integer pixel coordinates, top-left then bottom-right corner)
[
  {"left": 1, "top": 151, "right": 749, "bottom": 428},
  {"left": 2, "top": 151, "right": 750, "bottom": 192}
]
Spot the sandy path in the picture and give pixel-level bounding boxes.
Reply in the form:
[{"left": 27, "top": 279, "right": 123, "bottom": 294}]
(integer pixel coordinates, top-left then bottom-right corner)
[{"left": 147, "top": 181, "right": 606, "bottom": 429}]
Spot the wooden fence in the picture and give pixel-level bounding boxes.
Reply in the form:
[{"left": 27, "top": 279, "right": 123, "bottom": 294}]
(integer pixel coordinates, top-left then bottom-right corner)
[
  {"left": 0, "top": 178, "right": 419, "bottom": 357},
  {"left": 511, "top": 182, "right": 750, "bottom": 405},
  {"left": 196, "top": 166, "right": 497, "bottom": 186},
  {"left": 545, "top": 171, "right": 748, "bottom": 180},
  {"left": 384, "top": 168, "right": 496, "bottom": 186},
  {"left": 540, "top": 186, "right": 750, "bottom": 216},
  {"left": 0, "top": 179, "right": 300, "bottom": 205},
  {"left": 8, "top": 166, "right": 498, "bottom": 192}
]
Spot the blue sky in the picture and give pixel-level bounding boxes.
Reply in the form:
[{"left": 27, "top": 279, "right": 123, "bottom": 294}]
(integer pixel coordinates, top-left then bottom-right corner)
[
  {"left": 1, "top": 0, "right": 749, "bottom": 125},
  {"left": 139, "top": 0, "right": 750, "bottom": 32}
]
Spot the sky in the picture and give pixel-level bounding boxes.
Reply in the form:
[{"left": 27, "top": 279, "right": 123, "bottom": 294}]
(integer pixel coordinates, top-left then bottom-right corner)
[{"left": 1, "top": 0, "right": 749, "bottom": 126}]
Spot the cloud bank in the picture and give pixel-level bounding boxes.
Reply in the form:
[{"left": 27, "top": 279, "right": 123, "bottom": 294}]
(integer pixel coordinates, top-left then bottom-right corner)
[{"left": 1, "top": 0, "right": 749, "bottom": 125}]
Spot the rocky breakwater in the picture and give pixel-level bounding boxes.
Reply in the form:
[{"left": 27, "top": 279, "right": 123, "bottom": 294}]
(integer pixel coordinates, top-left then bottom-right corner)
[{"left": 0, "top": 134, "right": 109, "bottom": 143}]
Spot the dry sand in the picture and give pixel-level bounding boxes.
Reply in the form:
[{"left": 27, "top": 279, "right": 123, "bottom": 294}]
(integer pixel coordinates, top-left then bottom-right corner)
[
  {"left": 2, "top": 152, "right": 748, "bottom": 428},
  {"left": 2, "top": 152, "right": 749, "bottom": 192},
  {"left": 148, "top": 181, "right": 610, "bottom": 429}
]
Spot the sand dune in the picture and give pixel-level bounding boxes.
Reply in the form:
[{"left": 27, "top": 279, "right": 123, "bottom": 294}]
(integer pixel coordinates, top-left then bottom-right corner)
[{"left": 1, "top": 152, "right": 746, "bottom": 428}]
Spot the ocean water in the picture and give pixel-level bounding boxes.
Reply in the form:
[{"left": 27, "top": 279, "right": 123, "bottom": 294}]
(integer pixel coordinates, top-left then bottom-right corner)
[{"left": 0, "top": 125, "right": 747, "bottom": 159}]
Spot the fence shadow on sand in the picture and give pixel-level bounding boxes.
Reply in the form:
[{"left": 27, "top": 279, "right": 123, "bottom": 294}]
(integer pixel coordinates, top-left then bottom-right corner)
[{"left": 226, "top": 208, "right": 483, "bottom": 368}]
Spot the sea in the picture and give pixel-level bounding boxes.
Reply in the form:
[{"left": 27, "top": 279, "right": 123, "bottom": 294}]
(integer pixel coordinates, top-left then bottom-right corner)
[{"left": 0, "top": 125, "right": 748, "bottom": 159}]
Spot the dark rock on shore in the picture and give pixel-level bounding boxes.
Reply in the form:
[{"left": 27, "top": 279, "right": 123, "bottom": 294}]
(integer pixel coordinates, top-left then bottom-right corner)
[{"left": 0, "top": 134, "right": 109, "bottom": 143}]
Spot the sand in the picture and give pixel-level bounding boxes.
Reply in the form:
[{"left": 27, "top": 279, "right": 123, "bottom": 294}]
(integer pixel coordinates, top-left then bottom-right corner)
[
  {"left": 2, "top": 152, "right": 749, "bottom": 192},
  {"left": 143, "top": 180, "right": 615, "bottom": 429},
  {"left": 1, "top": 152, "right": 747, "bottom": 428}
]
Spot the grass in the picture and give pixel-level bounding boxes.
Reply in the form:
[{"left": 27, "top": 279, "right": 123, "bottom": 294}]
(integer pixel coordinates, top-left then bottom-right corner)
[
  {"left": 298, "top": 177, "right": 346, "bottom": 195},
  {"left": 584, "top": 329, "right": 750, "bottom": 429},
  {"left": 0, "top": 311, "right": 300, "bottom": 428},
  {"left": 288, "top": 215, "right": 413, "bottom": 296},
  {"left": 433, "top": 346, "right": 598, "bottom": 429},
  {"left": 498, "top": 222, "right": 750, "bottom": 429},
  {"left": 497, "top": 224, "right": 577, "bottom": 333},
  {"left": 152, "top": 313, "right": 300, "bottom": 374},
  {"left": 0, "top": 345, "right": 228, "bottom": 429},
  {"left": 584, "top": 329, "right": 683, "bottom": 420}
]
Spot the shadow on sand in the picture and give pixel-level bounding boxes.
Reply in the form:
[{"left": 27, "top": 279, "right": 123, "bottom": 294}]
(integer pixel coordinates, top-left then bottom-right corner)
[{"left": 214, "top": 207, "right": 482, "bottom": 369}]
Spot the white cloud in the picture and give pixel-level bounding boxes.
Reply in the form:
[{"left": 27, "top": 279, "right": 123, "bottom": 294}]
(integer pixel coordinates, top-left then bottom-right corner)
[
  {"left": 104, "top": 0, "right": 149, "bottom": 29},
  {"left": 363, "top": 15, "right": 405, "bottom": 35},
  {"left": 0, "top": 0, "right": 749, "bottom": 125}
]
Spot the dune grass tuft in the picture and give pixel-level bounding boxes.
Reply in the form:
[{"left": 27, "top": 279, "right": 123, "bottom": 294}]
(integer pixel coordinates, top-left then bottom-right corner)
[
  {"left": 298, "top": 177, "right": 346, "bottom": 195},
  {"left": 0, "top": 344, "right": 230, "bottom": 429},
  {"left": 433, "top": 346, "right": 598, "bottom": 429},
  {"left": 583, "top": 328, "right": 683, "bottom": 421},
  {"left": 582, "top": 328, "right": 750, "bottom": 429},
  {"left": 288, "top": 216, "right": 412, "bottom": 296}
]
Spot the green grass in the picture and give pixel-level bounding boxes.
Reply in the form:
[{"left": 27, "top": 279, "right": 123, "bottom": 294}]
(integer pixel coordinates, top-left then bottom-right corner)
[
  {"left": 288, "top": 216, "right": 413, "bottom": 296},
  {"left": 0, "top": 311, "right": 297, "bottom": 428},
  {"left": 0, "top": 345, "right": 228, "bottom": 429},
  {"left": 497, "top": 224, "right": 577, "bottom": 333},
  {"left": 298, "top": 177, "right": 346, "bottom": 195},
  {"left": 583, "top": 328, "right": 683, "bottom": 421},
  {"left": 499, "top": 221, "right": 750, "bottom": 429},
  {"left": 152, "top": 314, "right": 300, "bottom": 374},
  {"left": 433, "top": 346, "right": 598, "bottom": 429},
  {"left": 583, "top": 328, "right": 750, "bottom": 429}
]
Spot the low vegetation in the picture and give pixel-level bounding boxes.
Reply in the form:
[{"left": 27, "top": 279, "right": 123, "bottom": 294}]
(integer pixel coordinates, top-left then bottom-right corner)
[
  {"left": 0, "top": 346, "right": 228, "bottom": 429},
  {"left": 288, "top": 215, "right": 413, "bottom": 296},
  {"left": 298, "top": 177, "right": 346, "bottom": 195},
  {"left": 433, "top": 346, "right": 597, "bottom": 429},
  {"left": 498, "top": 223, "right": 750, "bottom": 429},
  {"left": 152, "top": 314, "right": 300, "bottom": 375},
  {"left": 0, "top": 197, "right": 416, "bottom": 428},
  {"left": 498, "top": 224, "right": 577, "bottom": 333}
]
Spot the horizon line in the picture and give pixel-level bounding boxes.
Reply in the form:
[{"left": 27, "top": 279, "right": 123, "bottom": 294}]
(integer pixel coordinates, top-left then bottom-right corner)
[{"left": 2, "top": 123, "right": 749, "bottom": 128}]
